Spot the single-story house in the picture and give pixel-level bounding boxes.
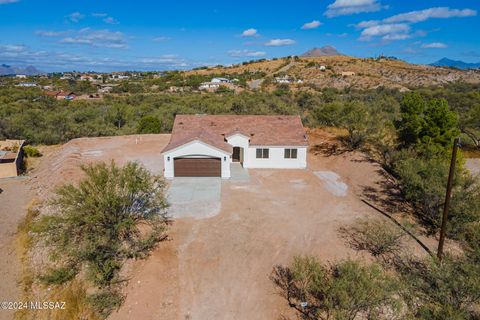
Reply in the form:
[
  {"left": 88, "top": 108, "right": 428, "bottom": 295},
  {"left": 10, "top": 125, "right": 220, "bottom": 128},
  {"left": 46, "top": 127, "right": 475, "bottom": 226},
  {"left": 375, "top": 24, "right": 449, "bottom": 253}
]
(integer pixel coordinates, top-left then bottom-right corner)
[
  {"left": 211, "top": 77, "right": 231, "bottom": 83},
  {"left": 44, "top": 91, "right": 76, "bottom": 100},
  {"left": 0, "top": 139, "right": 24, "bottom": 178},
  {"left": 162, "top": 115, "right": 308, "bottom": 179}
]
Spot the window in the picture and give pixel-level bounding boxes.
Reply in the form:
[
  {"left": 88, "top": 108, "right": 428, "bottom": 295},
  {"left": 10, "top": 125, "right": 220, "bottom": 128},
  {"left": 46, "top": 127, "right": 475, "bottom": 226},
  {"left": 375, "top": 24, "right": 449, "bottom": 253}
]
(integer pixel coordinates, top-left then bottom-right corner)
[
  {"left": 284, "top": 148, "right": 298, "bottom": 159},
  {"left": 256, "top": 148, "right": 269, "bottom": 159}
]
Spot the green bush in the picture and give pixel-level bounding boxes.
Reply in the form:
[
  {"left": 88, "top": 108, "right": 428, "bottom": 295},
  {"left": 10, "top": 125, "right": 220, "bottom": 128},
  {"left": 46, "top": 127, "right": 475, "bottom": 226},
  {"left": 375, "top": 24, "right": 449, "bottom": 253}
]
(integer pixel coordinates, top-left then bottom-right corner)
[
  {"left": 394, "top": 155, "right": 480, "bottom": 236},
  {"left": 23, "top": 145, "right": 42, "bottom": 157},
  {"left": 38, "top": 266, "right": 77, "bottom": 285},
  {"left": 271, "top": 256, "right": 401, "bottom": 320},
  {"left": 340, "top": 218, "right": 407, "bottom": 257},
  {"left": 32, "top": 162, "right": 169, "bottom": 317},
  {"left": 86, "top": 289, "right": 124, "bottom": 318},
  {"left": 137, "top": 116, "right": 162, "bottom": 134}
]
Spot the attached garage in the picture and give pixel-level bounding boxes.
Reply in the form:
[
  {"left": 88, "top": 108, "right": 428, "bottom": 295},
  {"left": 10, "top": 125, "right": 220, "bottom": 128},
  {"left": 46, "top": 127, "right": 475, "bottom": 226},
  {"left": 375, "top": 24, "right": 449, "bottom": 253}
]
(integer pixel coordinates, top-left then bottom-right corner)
[{"left": 174, "top": 157, "right": 221, "bottom": 177}]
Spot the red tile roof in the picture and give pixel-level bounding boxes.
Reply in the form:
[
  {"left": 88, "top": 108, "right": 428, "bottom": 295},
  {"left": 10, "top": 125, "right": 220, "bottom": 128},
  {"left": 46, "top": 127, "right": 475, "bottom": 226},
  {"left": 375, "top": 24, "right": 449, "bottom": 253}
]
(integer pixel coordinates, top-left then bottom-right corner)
[{"left": 162, "top": 114, "right": 308, "bottom": 154}]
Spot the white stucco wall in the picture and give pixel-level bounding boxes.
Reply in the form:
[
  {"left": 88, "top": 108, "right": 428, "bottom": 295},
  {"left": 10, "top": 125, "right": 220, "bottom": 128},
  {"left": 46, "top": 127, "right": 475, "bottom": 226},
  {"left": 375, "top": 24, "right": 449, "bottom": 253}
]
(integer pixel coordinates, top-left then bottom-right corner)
[
  {"left": 244, "top": 146, "right": 307, "bottom": 169},
  {"left": 226, "top": 134, "right": 249, "bottom": 163},
  {"left": 163, "top": 140, "right": 231, "bottom": 179}
]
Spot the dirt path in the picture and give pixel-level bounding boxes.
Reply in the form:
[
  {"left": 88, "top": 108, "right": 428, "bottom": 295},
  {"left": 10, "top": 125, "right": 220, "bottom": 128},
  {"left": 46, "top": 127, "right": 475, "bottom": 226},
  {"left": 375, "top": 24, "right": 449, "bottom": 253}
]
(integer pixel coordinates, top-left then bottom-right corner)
[
  {"left": 0, "top": 177, "right": 33, "bottom": 320},
  {"left": 248, "top": 60, "right": 297, "bottom": 89}
]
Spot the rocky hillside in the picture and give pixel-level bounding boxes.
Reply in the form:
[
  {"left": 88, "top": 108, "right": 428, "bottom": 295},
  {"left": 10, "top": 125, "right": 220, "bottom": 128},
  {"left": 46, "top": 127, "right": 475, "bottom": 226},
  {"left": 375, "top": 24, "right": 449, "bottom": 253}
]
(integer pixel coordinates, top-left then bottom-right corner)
[{"left": 187, "top": 56, "right": 480, "bottom": 90}]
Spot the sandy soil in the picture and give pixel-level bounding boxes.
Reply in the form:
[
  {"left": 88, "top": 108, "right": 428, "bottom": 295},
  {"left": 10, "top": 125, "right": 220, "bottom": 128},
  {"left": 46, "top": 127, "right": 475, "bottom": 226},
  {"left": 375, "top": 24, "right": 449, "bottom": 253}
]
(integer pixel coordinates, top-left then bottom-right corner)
[
  {"left": 29, "top": 134, "right": 170, "bottom": 200},
  {"left": 0, "top": 177, "right": 33, "bottom": 320},
  {"left": 0, "top": 131, "right": 439, "bottom": 320}
]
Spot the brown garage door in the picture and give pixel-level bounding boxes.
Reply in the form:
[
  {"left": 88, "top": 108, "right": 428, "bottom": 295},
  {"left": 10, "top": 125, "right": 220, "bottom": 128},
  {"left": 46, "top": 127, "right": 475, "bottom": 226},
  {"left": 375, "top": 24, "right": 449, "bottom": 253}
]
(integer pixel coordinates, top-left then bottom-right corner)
[{"left": 174, "top": 158, "right": 221, "bottom": 177}]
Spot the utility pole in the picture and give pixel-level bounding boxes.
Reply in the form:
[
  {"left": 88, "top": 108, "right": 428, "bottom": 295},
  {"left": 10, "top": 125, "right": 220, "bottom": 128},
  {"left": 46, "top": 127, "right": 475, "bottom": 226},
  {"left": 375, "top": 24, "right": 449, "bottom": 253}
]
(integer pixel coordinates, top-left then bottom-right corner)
[{"left": 437, "top": 137, "right": 460, "bottom": 261}]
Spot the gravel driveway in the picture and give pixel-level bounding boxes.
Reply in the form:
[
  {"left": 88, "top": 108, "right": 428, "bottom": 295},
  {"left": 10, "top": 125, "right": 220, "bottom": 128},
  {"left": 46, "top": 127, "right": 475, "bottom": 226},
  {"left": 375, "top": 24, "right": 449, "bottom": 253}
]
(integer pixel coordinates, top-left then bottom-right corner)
[{"left": 167, "top": 177, "right": 221, "bottom": 219}]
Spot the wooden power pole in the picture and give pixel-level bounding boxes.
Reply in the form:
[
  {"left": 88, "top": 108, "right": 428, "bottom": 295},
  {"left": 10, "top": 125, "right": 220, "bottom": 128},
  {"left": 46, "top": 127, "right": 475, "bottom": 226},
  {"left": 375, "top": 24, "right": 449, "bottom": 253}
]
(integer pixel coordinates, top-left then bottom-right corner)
[{"left": 437, "top": 137, "right": 460, "bottom": 260}]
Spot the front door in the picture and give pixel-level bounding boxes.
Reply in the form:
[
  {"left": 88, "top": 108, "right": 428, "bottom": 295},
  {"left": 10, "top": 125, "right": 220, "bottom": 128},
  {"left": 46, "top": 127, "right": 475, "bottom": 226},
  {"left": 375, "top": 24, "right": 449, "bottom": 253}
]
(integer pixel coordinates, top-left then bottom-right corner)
[{"left": 232, "top": 147, "right": 241, "bottom": 162}]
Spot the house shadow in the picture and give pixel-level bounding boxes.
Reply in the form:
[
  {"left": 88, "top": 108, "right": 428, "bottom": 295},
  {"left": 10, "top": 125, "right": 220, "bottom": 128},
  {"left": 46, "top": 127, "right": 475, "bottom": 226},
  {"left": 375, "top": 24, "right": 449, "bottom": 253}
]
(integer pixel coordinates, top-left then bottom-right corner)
[{"left": 310, "top": 142, "right": 350, "bottom": 157}]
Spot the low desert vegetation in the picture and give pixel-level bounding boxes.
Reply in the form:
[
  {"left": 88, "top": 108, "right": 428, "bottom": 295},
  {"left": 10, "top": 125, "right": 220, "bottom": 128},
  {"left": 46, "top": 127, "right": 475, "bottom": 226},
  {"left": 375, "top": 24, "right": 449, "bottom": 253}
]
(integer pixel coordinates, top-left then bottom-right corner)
[
  {"left": 271, "top": 256, "right": 401, "bottom": 320},
  {"left": 21, "top": 162, "right": 169, "bottom": 319},
  {"left": 273, "top": 90, "right": 480, "bottom": 318}
]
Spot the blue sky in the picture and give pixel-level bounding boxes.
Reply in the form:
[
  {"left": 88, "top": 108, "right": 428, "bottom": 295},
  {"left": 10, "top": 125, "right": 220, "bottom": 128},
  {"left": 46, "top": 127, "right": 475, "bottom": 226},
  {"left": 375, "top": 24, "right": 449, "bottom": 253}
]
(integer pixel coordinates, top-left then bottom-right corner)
[{"left": 0, "top": 0, "right": 479, "bottom": 72}]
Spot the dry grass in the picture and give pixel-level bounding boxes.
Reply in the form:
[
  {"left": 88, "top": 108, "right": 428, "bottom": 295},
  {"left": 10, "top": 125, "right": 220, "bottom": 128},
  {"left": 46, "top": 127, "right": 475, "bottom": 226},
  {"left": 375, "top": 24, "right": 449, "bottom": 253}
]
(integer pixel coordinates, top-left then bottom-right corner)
[{"left": 15, "top": 199, "right": 100, "bottom": 320}]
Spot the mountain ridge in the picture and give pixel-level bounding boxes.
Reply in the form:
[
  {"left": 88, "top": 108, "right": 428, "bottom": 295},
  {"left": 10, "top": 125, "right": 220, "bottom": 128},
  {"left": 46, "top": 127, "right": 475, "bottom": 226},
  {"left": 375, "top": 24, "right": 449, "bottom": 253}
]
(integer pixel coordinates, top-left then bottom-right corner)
[
  {"left": 301, "top": 46, "right": 344, "bottom": 57},
  {"left": 430, "top": 58, "right": 480, "bottom": 70},
  {"left": 0, "top": 64, "right": 43, "bottom": 76}
]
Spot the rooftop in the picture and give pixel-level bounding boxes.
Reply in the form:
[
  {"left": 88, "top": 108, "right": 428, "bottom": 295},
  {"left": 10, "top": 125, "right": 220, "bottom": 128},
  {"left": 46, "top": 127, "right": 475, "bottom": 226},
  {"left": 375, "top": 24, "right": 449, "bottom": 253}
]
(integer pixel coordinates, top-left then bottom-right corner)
[{"left": 162, "top": 114, "right": 308, "bottom": 153}]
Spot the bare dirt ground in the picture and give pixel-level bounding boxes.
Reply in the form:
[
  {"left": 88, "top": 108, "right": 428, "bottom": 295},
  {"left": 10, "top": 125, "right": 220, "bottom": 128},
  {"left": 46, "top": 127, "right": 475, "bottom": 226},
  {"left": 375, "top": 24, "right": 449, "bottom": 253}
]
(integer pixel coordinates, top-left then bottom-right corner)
[
  {"left": 0, "top": 177, "right": 33, "bottom": 320},
  {"left": 109, "top": 130, "right": 437, "bottom": 320},
  {"left": 466, "top": 158, "right": 480, "bottom": 177},
  {"left": 1, "top": 131, "right": 441, "bottom": 320}
]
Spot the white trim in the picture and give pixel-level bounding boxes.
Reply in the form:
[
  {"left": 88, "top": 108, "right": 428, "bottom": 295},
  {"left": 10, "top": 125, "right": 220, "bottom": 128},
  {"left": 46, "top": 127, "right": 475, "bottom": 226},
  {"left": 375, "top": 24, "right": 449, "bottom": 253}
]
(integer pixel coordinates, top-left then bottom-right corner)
[
  {"left": 162, "top": 139, "right": 231, "bottom": 156},
  {"left": 225, "top": 132, "right": 250, "bottom": 140},
  {"left": 249, "top": 144, "right": 308, "bottom": 148}
]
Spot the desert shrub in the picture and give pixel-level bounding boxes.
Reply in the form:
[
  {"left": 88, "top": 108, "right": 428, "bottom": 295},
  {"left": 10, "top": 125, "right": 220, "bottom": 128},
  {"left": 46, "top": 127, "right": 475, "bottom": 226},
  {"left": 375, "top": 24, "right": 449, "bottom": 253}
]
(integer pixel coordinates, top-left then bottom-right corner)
[
  {"left": 38, "top": 266, "right": 78, "bottom": 285},
  {"left": 23, "top": 145, "right": 42, "bottom": 157},
  {"left": 86, "top": 289, "right": 124, "bottom": 318},
  {"left": 394, "top": 155, "right": 480, "bottom": 236},
  {"left": 395, "top": 255, "right": 480, "bottom": 319},
  {"left": 31, "top": 162, "right": 169, "bottom": 317},
  {"left": 312, "top": 100, "right": 386, "bottom": 149},
  {"left": 340, "top": 218, "right": 407, "bottom": 257},
  {"left": 137, "top": 115, "right": 162, "bottom": 134},
  {"left": 271, "top": 256, "right": 401, "bottom": 320}
]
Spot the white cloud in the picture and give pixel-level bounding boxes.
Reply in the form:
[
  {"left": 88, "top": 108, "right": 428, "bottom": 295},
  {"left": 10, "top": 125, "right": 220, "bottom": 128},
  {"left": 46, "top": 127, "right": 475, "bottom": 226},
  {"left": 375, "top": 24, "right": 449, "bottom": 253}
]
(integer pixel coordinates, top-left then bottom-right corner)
[
  {"left": 229, "top": 50, "right": 266, "bottom": 57},
  {"left": 35, "top": 30, "right": 67, "bottom": 37},
  {"left": 0, "top": 0, "right": 19, "bottom": 4},
  {"left": 152, "top": 36, "right": 171, "bottom": 42},
  {"left": 60, "top": 28, "right": 128, "bottom": 49},
  {"left": 0, "top": 44, "right": 26, "bottom": 52},
  {"left": 241, "top": 28, "right": 259, "bottom": 37},
  {"left": 421, "top": 42, "right": 447, "bottom": 48},
  {"left": 103, "top": 17, "right": 119, "bottom": 24},
  {"left": 67, "top": 12, "right": 85, "bottom": 23},
  {"left": 384, "top": 7, "right": 477, "bottom": 24},
  {"left": 325, "top": 0, "right": 385, "bottom": 18},
  {"left": 359, "top": 23, "right": 410, "bottom": 41},
  {"left": 264, "top": 39, "right": 296, "bottom": 46},
  {"left": 302, "top": 20, "right": 322, "bottom": 30},
  {"left": 356, "top": 6, "right": 476, "bottom": 42}
]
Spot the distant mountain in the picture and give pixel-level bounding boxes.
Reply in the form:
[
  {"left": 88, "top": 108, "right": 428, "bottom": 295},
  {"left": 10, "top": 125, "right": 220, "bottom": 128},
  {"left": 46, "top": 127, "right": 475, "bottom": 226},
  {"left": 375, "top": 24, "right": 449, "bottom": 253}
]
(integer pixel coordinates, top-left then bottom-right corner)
[
  {"left": 430, "top": 58, "right": 480, "bottom": 70},
  {"left": 301, "top": 46, "right": 344, "bottom": 57},
  {"left": 0, "top": 64, "right": 43, "bottom": 76}
]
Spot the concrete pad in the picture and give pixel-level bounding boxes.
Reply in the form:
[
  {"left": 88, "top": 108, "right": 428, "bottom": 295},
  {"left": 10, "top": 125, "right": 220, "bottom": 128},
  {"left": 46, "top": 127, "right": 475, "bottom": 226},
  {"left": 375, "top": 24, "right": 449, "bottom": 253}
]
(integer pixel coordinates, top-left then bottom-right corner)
[
  {"left": 313, "top": 170, "right": 348, "bottom": 197},
  {"left": 230, "top": 163, "right": 250, "bottom": 183},
  {"left": 167, "top": 177, "right": 221, "bottom": 219}
]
